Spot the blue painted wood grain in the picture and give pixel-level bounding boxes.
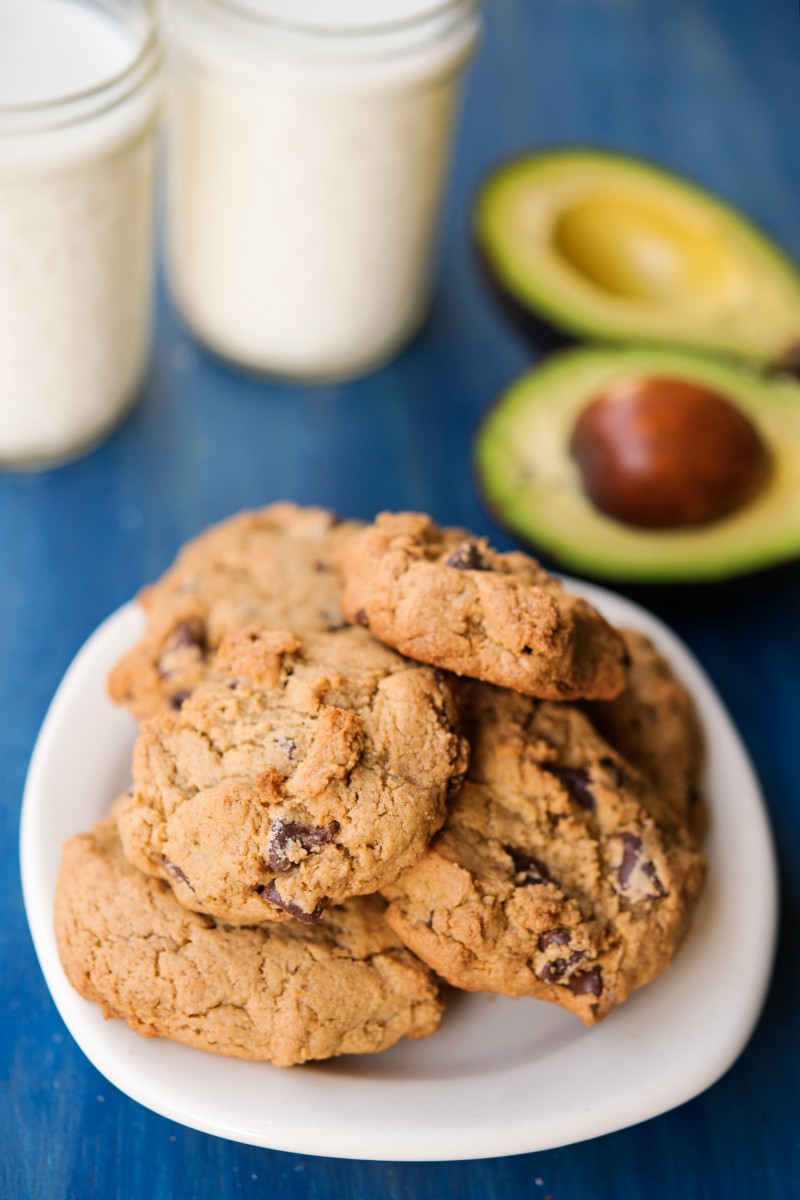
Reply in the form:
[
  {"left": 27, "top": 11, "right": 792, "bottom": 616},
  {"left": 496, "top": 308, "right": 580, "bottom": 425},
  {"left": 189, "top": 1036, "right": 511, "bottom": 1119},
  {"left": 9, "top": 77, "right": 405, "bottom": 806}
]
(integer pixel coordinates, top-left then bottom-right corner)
[{"left": 2, "top": 0, "right": 799, "bottom": 1195}]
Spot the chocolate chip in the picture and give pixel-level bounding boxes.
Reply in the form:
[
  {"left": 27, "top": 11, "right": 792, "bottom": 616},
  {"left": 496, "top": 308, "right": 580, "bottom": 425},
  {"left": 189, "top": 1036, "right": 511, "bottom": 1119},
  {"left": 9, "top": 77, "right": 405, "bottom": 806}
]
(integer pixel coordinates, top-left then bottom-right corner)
[
  {"left": 539, "top": 960, "right": 566, "bottom": 983},
  {"left": 567, "top": 967, "right": 602, "bottom": 996},
  {"left": 504, "top": 845, "right": 551, "bottom": 885},
  {"left": 161, "top": 855, "right": 192, "bottom": 888},
  {"left": 267, "top": 818, "right": 340, "bottom": 873},
  {"left": 321, "top": 604, "right": 347, "bottom": 633},
  {"left": 538, "top": 927, "right": 572, "bottom": 951},
  {"left": 615, "top": 831, "right": 667, "bottom": 898},
  {"left": 168, "top": 690, "right": 191, "bottom": 710},
  {"left": 642, "top": 862, "right": 668, "bottom": 897},
  {"left": 166, "top": 618, "right": 206, "bottom": 652},
  {"left": 539, "top": 948, "right": 585, "bottom": 982},
  {"left": 442, "top": 542, "right": 487, "bottom": 570},
  {"left": 276, "top": 737, "right": 297, "bottom": 760},
  {"left": 599, "top": 756, "right": 625, "bottom": 787},
  {"left": 354, "top": 609, "right": 369, "bottom": 628},
  {"left": 446, "top": 772, "right": 466, "bottom": 800},
  {"left": 260, "top": 880, "right": 326, "bottom": 923},
  {"left": 157, "top": 618, "right": 208, "bottom": 677},
  {"left": 616, "top": 832, "right": 642, "bottom": 888},
  {"left": 313, "top": 560, "right": 331, "bottom": 573},
  {"left": 543, "top": 765, "right": 596, "bottom": 811}
]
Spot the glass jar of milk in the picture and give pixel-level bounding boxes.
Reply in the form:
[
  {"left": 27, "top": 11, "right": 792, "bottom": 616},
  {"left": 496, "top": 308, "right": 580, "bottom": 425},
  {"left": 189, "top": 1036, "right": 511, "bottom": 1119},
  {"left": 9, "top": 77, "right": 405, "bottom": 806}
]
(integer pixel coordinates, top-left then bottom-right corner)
[
  {"left": 0, "top": 0, "right": 161, "bottom": 468},
  {"left": 166, "top": 0, "right": 481, "bottom": 381}
]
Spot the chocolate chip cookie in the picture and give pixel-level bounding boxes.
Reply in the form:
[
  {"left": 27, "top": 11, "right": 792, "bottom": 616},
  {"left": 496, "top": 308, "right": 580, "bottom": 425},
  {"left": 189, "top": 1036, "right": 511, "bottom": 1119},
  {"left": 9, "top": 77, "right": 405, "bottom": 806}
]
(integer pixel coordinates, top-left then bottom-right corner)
[
  {"left": 118, "top": 624, "right": 469, "bottom": 925},
  {"left": 583, "top": 628, "right": 705, "bottom": 835},
  {"left": 56, "top": 813, "right": 442, "bottom": 1065},
  {"left": 382, "top": 682, "right": 705, "bottom": 1024},
  {"left": 109, "top": 503, "right": 364, "bottom": 719},
  {"left": 334, "top": 512, "right": 628, "bottom": 700}
]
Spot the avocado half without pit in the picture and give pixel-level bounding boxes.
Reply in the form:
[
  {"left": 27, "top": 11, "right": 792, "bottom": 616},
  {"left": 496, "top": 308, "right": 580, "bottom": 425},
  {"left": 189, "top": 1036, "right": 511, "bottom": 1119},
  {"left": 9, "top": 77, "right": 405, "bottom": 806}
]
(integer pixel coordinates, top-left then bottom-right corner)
[
  {"left": 474, "top": 149, "right": 800, "bottom": 370},
  {"left": 474, "top": 346, "right": 800, "bottom": 583}
]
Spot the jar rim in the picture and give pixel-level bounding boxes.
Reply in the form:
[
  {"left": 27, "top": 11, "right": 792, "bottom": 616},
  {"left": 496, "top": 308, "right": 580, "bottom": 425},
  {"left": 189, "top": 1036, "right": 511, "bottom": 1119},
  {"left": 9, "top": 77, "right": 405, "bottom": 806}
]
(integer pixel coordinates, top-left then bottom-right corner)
[{"left": 0, "top": 0, "right": 161, "bottom": 128}]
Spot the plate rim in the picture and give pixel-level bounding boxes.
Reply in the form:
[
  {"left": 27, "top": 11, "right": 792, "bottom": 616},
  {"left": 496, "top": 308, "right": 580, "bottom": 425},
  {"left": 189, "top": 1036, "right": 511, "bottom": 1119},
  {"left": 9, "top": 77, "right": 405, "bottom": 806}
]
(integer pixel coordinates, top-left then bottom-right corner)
[{"left": 20, "top": 582, "right": 779, "bottom": 1161}]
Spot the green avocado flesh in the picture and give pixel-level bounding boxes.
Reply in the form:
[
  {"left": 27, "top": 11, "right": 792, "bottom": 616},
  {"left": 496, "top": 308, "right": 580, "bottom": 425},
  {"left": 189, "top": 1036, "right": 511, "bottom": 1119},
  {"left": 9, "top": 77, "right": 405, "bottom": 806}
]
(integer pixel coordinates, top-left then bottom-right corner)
[
  {"left": 474, "top": 149, "right": 800, "bottom": 368},
  {"left": 475, "top": 346, "right": 800, "bottom": 583}
]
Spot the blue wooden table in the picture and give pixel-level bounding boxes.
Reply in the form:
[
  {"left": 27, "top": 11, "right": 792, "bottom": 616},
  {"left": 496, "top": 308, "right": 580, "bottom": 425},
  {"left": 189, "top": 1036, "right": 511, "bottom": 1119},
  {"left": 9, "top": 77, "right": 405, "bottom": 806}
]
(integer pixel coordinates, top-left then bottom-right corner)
[{"left": 3, "top": 1, "right": 799, "bottom": 1195}]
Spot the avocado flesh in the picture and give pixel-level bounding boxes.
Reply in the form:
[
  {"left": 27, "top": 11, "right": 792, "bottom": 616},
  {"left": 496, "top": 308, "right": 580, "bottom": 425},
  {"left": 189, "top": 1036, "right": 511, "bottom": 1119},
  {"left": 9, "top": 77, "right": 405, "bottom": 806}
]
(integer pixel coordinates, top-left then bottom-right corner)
[
  {"left": 475, "top": 150, "right": 800, "bottom": 367},
  {"left": 475, "top": 346, "right": 800, "bottom": 583}
]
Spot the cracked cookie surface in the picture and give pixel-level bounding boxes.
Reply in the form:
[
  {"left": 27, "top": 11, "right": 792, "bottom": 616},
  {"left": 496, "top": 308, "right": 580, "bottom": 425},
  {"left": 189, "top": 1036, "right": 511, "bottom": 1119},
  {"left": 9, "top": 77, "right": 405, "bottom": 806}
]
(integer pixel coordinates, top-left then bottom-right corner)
[
  {"left": 109, "top": 503, "right": 364, "bottom": 719},
  {"left": 382, "top": 682, "right": 705, "bottom": 1024},
  {"left": 118, "top": 624, "right": 469, "bottom": 924},
  {"left": 334, "top": 512, "right": 629, "bottom": 700},
  {"left": 55, "top": 813, "right": 442, "bottom": 1066}
]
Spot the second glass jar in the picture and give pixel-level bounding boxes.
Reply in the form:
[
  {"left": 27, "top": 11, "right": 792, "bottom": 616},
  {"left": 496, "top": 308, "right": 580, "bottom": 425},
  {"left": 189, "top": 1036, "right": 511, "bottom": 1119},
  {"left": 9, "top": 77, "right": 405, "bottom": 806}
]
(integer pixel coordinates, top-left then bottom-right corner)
[{"left": 166, "top": 0, "right": 481, "bottom": 381}]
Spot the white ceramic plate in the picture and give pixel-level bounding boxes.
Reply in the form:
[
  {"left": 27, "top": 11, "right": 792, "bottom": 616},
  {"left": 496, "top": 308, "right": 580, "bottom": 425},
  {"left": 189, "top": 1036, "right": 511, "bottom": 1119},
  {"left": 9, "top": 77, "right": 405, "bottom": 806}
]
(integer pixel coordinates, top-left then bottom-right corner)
[{"left": 21, "top": 582, "right": 777, "bottom": 1161}]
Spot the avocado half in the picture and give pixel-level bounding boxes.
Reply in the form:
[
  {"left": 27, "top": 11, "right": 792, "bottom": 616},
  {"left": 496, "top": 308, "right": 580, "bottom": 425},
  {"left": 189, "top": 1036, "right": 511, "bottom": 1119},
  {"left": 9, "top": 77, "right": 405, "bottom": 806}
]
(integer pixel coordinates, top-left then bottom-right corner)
[
  {"left": 475, "top": 345, "right": 800, "bottom": 583},
  {"left": 474, "top": 149, "right": 800, "bottom": 370}
]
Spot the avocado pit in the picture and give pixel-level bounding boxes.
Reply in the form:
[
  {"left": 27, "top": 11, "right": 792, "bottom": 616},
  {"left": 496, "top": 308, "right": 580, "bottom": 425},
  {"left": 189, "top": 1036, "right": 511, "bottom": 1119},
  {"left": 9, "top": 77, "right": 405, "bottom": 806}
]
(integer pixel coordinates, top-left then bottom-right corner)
[{"left": 569, "top": 376, "right": 770, "bottom": 529}]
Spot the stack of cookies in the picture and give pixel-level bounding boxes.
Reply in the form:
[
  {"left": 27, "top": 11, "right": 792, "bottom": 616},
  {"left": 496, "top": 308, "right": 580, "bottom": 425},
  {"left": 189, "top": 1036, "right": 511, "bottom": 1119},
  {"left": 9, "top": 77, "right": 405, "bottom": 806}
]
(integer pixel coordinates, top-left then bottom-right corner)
[{"left": 55, "top": 504, "right": 706, "bottom": 1067}]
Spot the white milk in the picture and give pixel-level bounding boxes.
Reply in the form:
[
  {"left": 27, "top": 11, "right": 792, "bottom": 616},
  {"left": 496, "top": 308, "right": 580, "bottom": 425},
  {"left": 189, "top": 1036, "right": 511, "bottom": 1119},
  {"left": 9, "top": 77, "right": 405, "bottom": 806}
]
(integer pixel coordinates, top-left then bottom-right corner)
[
  {"left": 0, "top": 0, "right": 161, "bottom": 466},
  {"left": 166, "top": 0, "right": 481, "bottom": 381}
]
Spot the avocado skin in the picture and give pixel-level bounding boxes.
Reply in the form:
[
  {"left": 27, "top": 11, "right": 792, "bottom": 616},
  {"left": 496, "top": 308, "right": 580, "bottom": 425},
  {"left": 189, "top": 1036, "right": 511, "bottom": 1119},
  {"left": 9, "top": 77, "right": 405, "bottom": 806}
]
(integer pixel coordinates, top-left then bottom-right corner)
[
  {"left": 772, "top": 343, "right": 800, "bottom": 380},
  {"left": 473, "top": 237, "right": 575, "bottom": 356}
]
